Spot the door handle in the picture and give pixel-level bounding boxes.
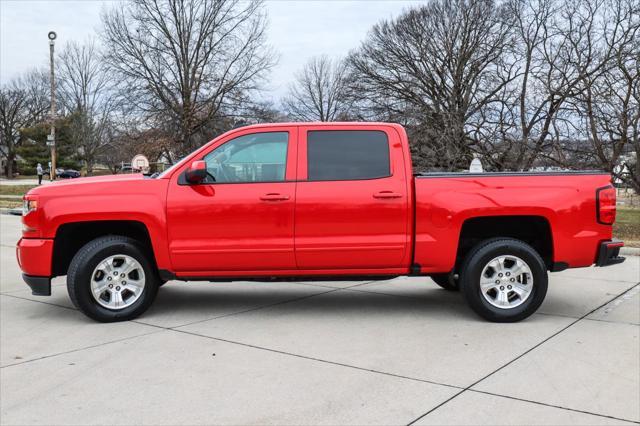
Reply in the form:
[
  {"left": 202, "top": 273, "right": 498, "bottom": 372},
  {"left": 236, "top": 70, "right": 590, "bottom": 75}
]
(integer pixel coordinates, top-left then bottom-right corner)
[
  {"left": 373, "top": 191, "right": 403, "bottom": 199},
  {"left": 260, "top": 193, "right": 290, "bottom": 201}
]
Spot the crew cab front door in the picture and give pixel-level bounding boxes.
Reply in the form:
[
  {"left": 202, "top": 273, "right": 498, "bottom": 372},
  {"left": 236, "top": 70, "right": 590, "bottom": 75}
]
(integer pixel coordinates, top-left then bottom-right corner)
[
  {"left": 166, "top": 127, "right": 297, "bottom": 274},
  {"left": 294, "top": 126, "right": 410, "bottom": 270}
]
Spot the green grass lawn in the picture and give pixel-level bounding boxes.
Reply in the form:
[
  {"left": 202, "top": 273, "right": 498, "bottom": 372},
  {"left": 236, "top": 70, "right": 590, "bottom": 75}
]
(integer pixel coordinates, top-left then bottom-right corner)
[
  {"left": 0, "top": 185, "right": 37, "bottom": 196},
  {"left": 614, "top": 208, "right": 640, "bottom": 247},
  {"left": 0, "top": 198, "right": 22, "bottom": 209}
]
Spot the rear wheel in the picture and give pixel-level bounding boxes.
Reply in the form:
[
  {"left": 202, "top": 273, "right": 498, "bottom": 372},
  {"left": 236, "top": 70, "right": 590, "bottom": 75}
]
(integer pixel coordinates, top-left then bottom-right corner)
[
  {"left": 459, "top": 238, "right": 547, "bottom": 322},
  {"left": 67, "top": 236, "right": 159, "bottom": 322}
]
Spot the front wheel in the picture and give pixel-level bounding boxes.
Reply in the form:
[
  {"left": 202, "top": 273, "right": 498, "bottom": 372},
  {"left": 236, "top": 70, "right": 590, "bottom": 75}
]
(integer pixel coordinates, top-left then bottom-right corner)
[
  {"left": 67, "top": 236, "right": 159, "bottom": 322},
  {"left": 459, "top": 238, "right": 548, "bottom": 322}
]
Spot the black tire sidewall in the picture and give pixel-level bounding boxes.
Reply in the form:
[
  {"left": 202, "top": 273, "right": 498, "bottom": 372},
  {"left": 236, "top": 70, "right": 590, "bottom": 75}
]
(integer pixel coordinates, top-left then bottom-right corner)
[
  {"left": 431, "top": 273, "right": 459, "bottom": 291},
  {"left": 461, "top": 240, "right": 548, "bottom": 322},
  {"left": 69, "top": 238, "right": 158, "bottom": 322}
]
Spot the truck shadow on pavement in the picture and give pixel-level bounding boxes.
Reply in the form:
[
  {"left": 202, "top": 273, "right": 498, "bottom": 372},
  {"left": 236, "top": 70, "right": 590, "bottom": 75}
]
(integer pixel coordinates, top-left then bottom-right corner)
[{"left": 139, "top": 283, "right": 483, "bottom": 322}]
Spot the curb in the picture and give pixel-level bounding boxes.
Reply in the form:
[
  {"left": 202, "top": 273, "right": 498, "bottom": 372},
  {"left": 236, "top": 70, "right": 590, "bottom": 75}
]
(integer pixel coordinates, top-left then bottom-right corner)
[
  {"left": 621, "top": 247, "right": 640, "bottom": 256},
  {"left": 0, "top": 208, "right": 22, "bottom": 216}
]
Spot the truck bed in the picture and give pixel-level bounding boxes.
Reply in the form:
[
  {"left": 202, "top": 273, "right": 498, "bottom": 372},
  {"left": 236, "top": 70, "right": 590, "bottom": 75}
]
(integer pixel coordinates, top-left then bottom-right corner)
[{"left": 412, "top": 171, "right": 614, "bottom": 273}]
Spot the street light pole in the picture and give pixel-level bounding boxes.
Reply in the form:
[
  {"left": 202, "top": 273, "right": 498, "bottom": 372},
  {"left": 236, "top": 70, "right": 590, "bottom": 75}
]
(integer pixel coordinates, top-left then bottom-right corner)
[{"left": 47, "top": 31, "right": 57, "bottom": 180}]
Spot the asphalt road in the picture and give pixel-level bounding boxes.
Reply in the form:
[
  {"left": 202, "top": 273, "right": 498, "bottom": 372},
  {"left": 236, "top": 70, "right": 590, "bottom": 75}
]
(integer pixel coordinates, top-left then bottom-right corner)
[{"left": 1, "top": 213, "right": 638, "bottom": 425}]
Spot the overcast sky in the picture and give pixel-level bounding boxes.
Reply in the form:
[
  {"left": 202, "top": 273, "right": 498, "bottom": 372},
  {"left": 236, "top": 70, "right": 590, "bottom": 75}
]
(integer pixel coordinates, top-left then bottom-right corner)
[{"left": 0, "top": 0, "right": 422, "bottom": 101}]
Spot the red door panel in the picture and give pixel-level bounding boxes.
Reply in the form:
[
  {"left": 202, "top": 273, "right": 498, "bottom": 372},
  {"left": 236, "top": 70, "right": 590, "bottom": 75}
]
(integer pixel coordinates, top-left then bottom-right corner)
[
  {"left": 167, "top": 182, "right": 296, "bottom": 271},
  {"left": 166, "top": 127, "right": 297, "bottom": 272},
  {"left": 294, "top": 125, "right": 410, "bottom": 270}
]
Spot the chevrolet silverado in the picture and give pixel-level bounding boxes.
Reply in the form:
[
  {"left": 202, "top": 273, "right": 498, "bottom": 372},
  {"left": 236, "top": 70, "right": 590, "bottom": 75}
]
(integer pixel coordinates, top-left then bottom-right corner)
[{"left": 17, "top": 122, "right": 625, "bottom": 322}]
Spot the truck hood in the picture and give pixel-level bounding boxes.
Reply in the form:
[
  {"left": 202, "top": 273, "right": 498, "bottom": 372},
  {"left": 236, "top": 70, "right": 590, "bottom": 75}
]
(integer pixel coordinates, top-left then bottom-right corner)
[{"left": 27, "top": 174, "right": 146, "bottom": 196}]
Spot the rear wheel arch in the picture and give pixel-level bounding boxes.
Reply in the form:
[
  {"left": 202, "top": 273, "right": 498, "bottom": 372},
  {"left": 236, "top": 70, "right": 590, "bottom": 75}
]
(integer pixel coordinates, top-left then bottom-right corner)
[{"left": 455, "top": 215, "right": 554, "bottom": 270}]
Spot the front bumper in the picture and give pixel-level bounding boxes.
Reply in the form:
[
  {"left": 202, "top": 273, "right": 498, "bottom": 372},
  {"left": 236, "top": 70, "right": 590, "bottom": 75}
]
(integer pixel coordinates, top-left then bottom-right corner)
[
  {"left": 16, "top": 238, "right": 54, "bottom": 295},
  {"left": 595, "top": 239, "right": 625, "bottom": 267}
]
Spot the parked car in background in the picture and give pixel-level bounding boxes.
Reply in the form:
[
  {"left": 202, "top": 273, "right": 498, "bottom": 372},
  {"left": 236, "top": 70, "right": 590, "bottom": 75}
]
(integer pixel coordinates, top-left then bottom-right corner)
[
  {"left": 120, "top": 165, "right": 141, "bottom": 174},
  {"left": 43, "top": 168, "right": 65, "bottom": 177},
  {"left": 18, "top": 122, "right": 624, "bottom": 323},
  {"left": 57, "top": 169, "right": 81, "bottom": 179},
  {"left": 42, "top": 168, "right": 80, "bottom": 179}
]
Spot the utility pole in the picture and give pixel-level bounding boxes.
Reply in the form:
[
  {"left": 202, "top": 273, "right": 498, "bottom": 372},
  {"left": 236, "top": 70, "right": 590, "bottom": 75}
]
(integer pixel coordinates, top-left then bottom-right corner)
[{"left": 47, "top": 31, "right": 57, "bottom": 180}]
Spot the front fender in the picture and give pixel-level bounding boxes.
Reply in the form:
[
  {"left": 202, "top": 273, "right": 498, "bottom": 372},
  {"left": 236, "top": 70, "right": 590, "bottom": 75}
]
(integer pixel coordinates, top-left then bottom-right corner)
[{"left": 37, "top": 183, "right": 171, "bottom": 271}]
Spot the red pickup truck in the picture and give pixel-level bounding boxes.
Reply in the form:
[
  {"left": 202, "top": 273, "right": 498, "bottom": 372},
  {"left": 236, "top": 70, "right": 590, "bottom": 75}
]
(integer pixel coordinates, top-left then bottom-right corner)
[{"left": 18, "top": 122, "right": 625, "bottom": 323}]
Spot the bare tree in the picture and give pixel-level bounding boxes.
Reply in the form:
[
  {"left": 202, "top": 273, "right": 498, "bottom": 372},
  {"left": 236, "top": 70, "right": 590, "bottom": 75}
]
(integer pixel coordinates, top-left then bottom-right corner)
[
  {"left": 0, "top": 70, "right": 49, "bottom": 178},
  {"left": 0, "top": 84, "right": 28, "bottom": 178},
  {"left": 568, "top": 0, "right": 640, "bottom": 190},
  {"left": 282, "top": 55, "right": 351, "bottom": 121},
  {"left": 475, "top": 0, "right": 636, "bottom": 171},
  {"left": 245, "top": 101, "right": 287, "bottom": 123},
  {"left": 348, "top": 0, "right": 516, "bottom": 170},
  {"left": 101, "top": 0, "right": 275, "bottom": 158},
  {"left": 57, "top": 39, "right": 118, "bottom": 173}
]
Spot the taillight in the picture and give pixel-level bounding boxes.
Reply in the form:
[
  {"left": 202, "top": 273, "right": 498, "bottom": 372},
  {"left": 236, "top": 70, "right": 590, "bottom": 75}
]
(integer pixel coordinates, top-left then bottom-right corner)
[{"left": 596, "top": 186, "right": 616, "bottom": 225}]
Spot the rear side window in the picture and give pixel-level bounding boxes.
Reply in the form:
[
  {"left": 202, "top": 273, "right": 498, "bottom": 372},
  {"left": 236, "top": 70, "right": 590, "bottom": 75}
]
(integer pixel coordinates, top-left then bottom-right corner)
[{"left": 307, "top": 130, "right": 390, "bottom": 181}]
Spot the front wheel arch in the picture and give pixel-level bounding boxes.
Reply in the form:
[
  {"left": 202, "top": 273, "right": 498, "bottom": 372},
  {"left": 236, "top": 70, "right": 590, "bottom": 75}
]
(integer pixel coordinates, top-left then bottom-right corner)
[{"left": 52, "top": 220, "right": 157, "bottom": 277}]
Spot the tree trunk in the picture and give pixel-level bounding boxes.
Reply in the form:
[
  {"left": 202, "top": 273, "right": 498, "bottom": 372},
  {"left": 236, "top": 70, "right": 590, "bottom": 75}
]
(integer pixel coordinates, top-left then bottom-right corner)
[
  {"left": 86, "top": 159, "right": 94, "bottom": 175},
  {"left": 5, "top": 152, "right": 15, "bottom": 179}
]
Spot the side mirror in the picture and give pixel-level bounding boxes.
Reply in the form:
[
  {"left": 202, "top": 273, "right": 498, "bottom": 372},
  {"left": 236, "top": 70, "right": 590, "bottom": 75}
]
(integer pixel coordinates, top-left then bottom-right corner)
[{"left": 185, "top": 160, "right": 207, "bottom": 184}]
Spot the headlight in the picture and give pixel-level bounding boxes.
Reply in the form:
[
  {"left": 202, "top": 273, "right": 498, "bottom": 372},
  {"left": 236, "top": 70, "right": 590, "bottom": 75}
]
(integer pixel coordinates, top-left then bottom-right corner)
[{"left": 22, "top": 199, "right": 37, "bottom": 216}]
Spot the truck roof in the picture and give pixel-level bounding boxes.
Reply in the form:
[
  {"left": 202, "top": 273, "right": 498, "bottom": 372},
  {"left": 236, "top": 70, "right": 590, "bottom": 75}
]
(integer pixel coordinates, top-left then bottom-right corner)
[{"left": 234, "top": 122, "right": 405, "bottom": 130}]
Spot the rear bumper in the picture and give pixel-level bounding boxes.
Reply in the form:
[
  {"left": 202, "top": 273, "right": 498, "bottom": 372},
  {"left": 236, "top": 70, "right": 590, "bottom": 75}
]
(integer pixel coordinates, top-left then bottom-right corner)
[
  {"left": 595, "top": 239, "right": 625, "bottom": 267},
  {"left": 22, "top": 274, "right": 51, "bottom": 296}
]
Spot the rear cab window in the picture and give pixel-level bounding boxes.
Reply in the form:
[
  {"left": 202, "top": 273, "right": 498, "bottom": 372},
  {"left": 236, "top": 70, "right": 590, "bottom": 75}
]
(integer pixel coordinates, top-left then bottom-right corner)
[{"left": 306, "top": 130, "right": 390, "bottom": 181}]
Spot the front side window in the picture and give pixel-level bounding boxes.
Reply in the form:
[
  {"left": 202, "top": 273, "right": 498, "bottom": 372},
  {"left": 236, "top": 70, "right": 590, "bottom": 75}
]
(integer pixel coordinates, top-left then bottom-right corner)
[
  {"left": 203, "top": 132, "right": 288, "bottom": 183},
  {"left": 307, "top": 130, "right": 390, "bottom": 181}
]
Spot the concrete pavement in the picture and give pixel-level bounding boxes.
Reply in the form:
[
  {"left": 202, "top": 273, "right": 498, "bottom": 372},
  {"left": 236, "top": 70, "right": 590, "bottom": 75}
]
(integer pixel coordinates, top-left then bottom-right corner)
[{"left": 0, "top": 214, "right": 638, "bottom": 425}]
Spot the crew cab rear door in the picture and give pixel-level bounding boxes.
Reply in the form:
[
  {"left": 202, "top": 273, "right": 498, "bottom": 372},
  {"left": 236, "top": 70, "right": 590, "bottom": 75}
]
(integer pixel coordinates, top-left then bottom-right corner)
[
  {"left": 294, "top": 125, "right": 410, "bottom": 270},
  {"left": 166, "top": 126, "right": 297, "bottom": 273}
]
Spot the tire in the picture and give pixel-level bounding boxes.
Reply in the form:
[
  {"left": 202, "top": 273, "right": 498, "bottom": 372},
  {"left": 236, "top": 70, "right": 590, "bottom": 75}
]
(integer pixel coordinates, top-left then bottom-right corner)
[
  {"left": 459, "top": 238, "right": 548, "bottom": 322},
  {"left": 430, "top": 273, "right": 459, "bottom": 291},
  {"left": 67, "top": 235, "right": 159, "bottom": 322}
]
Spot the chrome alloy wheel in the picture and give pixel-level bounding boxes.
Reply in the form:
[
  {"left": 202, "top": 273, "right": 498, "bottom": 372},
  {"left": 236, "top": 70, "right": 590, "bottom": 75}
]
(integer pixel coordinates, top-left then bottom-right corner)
[
  {"left": 480, "top": 255, "right": 533, "bottom": 309},
  {"left": 90, "top": 254, "right": 146, "bottom": 310}
]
